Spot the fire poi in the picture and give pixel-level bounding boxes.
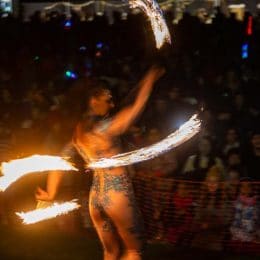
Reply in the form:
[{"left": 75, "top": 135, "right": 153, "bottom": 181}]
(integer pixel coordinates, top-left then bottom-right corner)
[
  {"left": 0, "top": 1, "right": 200, "bottom": 224},
  {"left": 129, "top": 0, "right": 171, "bottom": 49},
  {"left": 16, "top": 200, "right": 80, "bottom": 224},
  {"left": 2, "top": 115, "right": 200, "bottom": 224}
]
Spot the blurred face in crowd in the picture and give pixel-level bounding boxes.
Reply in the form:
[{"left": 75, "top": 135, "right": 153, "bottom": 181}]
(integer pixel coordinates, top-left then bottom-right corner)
[
  {"left": 240, "top": 182, "right": 253, "bottom": 197},
  {"left": 206, "top": 175, "right": 220, "bottom": 193},
  {"left": 169, "top": 87, "right": 180, "bottom": 101},
  {"left": 226, "top": 129, "right": 238, "bottom": 143},
  {"left": 198, "top": 138, "right": 211, "bottom": 156},
  {"left": 234, "top": 94, "right": 244, "bottom": 109},
  {"left": 227, "top": 170, "right": 240, "bottom": 186},
  {"left": 89, "top": 89, "right": 114, "bottom": 116},
  {"left": 251, "top": 134, "right": 260, "bottom": 153},
  {"left": 177, "top": 182, "right": 190, "bottom": 197},
  {"left": 227, "top": 152, "right": 241, "bottom": 166}
]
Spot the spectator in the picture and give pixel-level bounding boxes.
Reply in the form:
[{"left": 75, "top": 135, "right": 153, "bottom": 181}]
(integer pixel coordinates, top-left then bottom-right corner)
[
  {"left": 230, "top": 179, "right": 259, "bottom": 243},
  {"left": 245, "top": 129, "right": 260, "bottom": 180},
  {"left": 224, "top": 166, "right": 242, "bottom": 226},
  {"left": 225, "top": 166, "right": 241, "bottom": 202},
  {"left": 191, "top": 166, "right": 227, "bottom": 251},
  {"left": 224, "top": 148, "right": 247, "bottom": 178},
  {"left": 183, "top": 136, "right": 224, "bottom": 181},
  {"left": 222, "top": 127, "right": 240, "bottom": 156},
  {"left": 166, "top": 181, "right": 194, "bottom": 246}
]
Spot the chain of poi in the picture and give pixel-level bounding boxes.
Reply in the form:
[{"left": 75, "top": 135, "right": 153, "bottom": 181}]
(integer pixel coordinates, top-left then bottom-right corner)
[{"left": 129, "top": 0, "right": 171, "bottom": 49}]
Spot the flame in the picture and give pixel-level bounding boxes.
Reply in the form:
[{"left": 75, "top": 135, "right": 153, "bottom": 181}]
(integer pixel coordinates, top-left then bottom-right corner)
[
  {"left": 3, "top": 115, "right": 199, "bottom": 223},
  {"left": 89, "top": 114, "right": 200, "bottom": 169},
  {"left": 0, "top": 155, "right": 78, "bottom": 191},
  {"left": 129, "top": 0, "right": 171, "bottom": 49},
  {"left": 16, "top": 200, "right": 80, "bottom": 224}
]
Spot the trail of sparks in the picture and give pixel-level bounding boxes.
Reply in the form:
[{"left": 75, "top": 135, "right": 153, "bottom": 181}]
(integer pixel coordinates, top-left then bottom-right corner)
[
  {"left": 0, "top": 116, "right": 200, "bottom": 191},
  {"left": 0, "top": 155, "right": 78, "bottom": 191},
  {"left": 16, "top": 200, "right": 80, "bottom": 224},
  {"left": 89, "top": 114, "right": 200, "bottom": 169},
  {"left": 5, "top": 115, "right": 200, "bottom": 223},
  {"left": 129, "top": 0, "right": 171, "bottom": 49}
]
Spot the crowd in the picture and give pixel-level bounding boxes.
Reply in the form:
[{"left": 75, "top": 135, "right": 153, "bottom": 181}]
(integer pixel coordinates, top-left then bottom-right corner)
[{"left": 0, "top": 6, "right": 260, "bottom": 253}]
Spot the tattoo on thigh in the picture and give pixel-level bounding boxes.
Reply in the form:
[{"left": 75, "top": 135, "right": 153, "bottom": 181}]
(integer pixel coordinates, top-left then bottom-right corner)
[
  {"left": 99, "top": 208, "right": 115, "bottom": 232},
  {"left": 102, "top": 218, "right": 114, "bottom": 232},
  {"left": 90, "top": 195, "right": 100, "bottom": 209},
  {"left": 92, "top": 174, "right": 100, "bottom": 193},
  {"left": 103, "top": 173, "right": 130, "bottom": 193}
]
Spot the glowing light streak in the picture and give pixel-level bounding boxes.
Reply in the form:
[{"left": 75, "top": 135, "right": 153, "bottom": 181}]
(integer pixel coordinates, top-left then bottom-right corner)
[
  {"left": 44, "top": 1, "right": 95, "bottom": 11},
  {"left": 89, "top": 114, "right": 200, "bottom": 169},
  {"left": 16, "top": 200, "right": 80, "bottom": 224},
  {"left": 43, "top": 0, "right": 132, "bottom": 11},
  {"left": 4, "top": 115, "right": 199, "bottom": 222},
  {"left": 43, "top": 0, "right": 175, "bottom": 11},
  {"left": 0, "top": 155, "right": 78, "bottom": 191},
  {"left": 129, "top": 0, "right": 171, "bottom": 49}
]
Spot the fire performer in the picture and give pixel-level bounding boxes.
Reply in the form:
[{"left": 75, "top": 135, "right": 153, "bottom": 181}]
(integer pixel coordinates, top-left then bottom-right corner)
[{"left": 35, "top": 66, "right": 164, "bottom": 260}]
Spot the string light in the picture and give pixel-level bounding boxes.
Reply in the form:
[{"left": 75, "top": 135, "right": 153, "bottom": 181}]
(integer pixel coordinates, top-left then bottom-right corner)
[
  {"left": 44, "top": 1, "right": 94, "bottom": 11},
  {"left": 43, "top": 0, "right": 175, "bottom": 12}
]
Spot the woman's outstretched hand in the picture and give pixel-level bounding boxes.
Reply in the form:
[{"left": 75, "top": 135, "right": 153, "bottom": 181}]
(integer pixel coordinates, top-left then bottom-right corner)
[
  {"left": 35, "top": 187, "right": 53, "bottom": 202},
  {"left": 143, "top": 66, "right": 165, "bottom": 84}
]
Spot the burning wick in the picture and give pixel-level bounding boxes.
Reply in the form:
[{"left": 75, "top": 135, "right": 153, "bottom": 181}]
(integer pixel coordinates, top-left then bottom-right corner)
[
  {"left": 0, "top": 155, "right": 78, "bottom": 191},
  {"left": 0, "top": 116, "right": 200, "bottom": 189},
  {"left": 16, "top": 200, "right": 80, "bottom": 224},
  {"left": 129, "top": 0, "right": 171, "bottom": 49}
]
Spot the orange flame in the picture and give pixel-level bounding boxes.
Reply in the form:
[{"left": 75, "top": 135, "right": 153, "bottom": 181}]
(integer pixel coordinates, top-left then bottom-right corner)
[
  {"left": 0, "top": 155, "right": 78, "bottom": 191},
  {"left": 16, "top": 200, "right": 80, "bottom": 224},
  {"left": 130, "top": 0, "right": 171, "bottom": 49}
]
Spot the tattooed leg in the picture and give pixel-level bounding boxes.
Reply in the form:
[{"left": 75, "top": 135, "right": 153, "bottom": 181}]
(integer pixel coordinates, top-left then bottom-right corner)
[
  {"left": 104, "top": 191, "right": 144, "bottom": 260},
  {"left": 89, "top": 192, "right": 121, "bottom": 260},
  {"left": 101, "top": 173, "right": 145, "bottom": 260}
]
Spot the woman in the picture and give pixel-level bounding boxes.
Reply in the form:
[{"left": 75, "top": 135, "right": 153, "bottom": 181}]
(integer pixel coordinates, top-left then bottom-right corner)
[{"left": 35, "top": 66, "right": 164, "bottom": 260}]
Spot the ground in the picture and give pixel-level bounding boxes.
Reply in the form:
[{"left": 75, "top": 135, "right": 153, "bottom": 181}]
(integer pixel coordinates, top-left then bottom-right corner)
[{"left": 0, "top": 223, "right": 258, "bottom": 260}]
